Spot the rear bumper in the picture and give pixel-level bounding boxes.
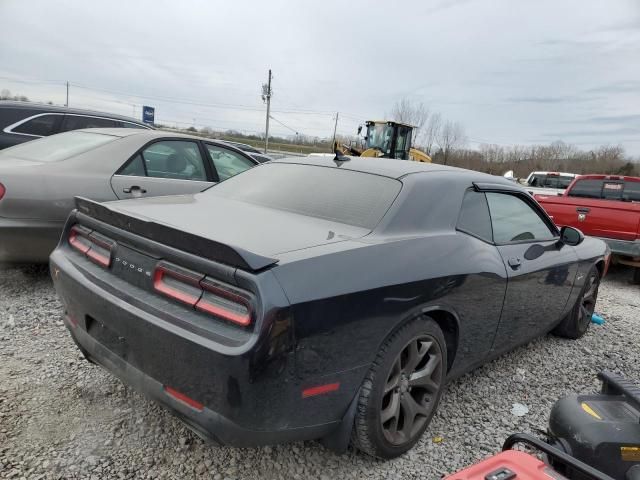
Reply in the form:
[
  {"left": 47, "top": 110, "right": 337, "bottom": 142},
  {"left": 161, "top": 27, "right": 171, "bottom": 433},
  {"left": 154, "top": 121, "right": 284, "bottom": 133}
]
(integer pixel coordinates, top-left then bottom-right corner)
[
  {"left": 0, "top": 217, "right": 62, "bottom": 263},
  {"left": 596, "top": 237, "right": 640, "bottom": 259},
  {"left": 65, "top": 320, "right": 336, "bottom": 446},
  {"left": 50, "top": 249, "right": 360, "bottom": 447}
]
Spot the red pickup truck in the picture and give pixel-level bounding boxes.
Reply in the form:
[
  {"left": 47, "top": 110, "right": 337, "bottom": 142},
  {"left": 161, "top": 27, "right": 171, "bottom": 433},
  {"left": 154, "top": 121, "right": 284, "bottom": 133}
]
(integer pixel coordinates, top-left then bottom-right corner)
[{"left": 535, "top": 174, "right": 640, "bottom": 283}]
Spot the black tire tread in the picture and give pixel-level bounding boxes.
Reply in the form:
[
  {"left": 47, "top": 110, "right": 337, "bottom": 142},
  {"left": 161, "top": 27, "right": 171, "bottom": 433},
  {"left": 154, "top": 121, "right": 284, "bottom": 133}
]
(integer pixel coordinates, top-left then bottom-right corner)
[
  {"left": 350, "top": 316, "right": 445, "bottom": 458},
  {"left": 553, "top": 266, "right": 599, "bottom": 339}
]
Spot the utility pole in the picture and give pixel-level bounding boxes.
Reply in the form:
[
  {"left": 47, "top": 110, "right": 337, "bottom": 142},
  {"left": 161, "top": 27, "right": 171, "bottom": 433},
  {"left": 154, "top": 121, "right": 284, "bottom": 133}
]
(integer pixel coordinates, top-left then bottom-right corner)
[
  {"left": 262, "top": 69, "right": 272, "bottom": 154},
  {"left": 65, "top": 81, "right": 69, "bottom": 107},
  {"left": 332, "top": 112, "right": 339, "bottom": 148}
]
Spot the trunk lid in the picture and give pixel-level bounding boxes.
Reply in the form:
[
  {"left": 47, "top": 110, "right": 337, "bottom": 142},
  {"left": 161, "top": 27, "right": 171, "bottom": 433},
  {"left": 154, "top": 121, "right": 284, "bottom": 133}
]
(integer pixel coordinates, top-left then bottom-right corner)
[{"left": 76, "top": 194, "right": 370, "bottom": 270}]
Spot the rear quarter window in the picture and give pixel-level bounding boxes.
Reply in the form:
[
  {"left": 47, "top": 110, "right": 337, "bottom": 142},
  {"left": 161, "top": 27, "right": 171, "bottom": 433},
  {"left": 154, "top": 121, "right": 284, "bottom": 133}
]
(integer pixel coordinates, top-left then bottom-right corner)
[
  {"left": 623, "top": 181, "right": 640, "bottom": 202},
  {"left": 602, "top": 181, "right": 624, "bottom": 200},
  {"left": 11, "top": 114, "right": 60, "bottom": 136},
  {"left": 457, "top": 190, "right": 492, "bottom": 242},
  {"left": 206, "top": 163, "right": 401, "bottom": 229}
]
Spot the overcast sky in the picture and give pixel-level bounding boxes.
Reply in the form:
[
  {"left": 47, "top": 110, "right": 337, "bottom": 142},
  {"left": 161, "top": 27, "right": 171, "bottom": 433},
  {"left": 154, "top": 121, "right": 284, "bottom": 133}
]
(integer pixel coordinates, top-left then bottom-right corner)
[{"left": 1, "top": 0, "right": 639, "bottom": 154}]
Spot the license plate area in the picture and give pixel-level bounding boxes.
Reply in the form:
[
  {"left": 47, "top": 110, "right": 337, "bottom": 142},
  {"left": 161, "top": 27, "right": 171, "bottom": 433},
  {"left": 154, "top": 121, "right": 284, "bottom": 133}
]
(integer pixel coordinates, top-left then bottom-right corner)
[{"left": 86, "top": 315, "right": 129, "bottom": 359}]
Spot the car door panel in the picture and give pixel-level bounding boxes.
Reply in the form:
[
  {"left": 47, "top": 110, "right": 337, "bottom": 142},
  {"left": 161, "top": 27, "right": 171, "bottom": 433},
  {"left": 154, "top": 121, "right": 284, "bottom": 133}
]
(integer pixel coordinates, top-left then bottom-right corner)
[
  {"left": 110, "top": 175, "right": 213, "bottom": 200},
  {"left": 482, "top": 190, "right": 578, "bottom": 355},
  {"left": 490, "top": 240, "right": 577, "bottom": 354}
]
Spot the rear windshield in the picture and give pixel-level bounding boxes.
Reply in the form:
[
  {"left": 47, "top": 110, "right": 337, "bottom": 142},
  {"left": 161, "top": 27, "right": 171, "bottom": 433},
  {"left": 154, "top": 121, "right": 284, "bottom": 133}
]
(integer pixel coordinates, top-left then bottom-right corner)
[
  {"left": 206, "top": 162, "right": 402, "bottom": 229},
  {"left": 0, "top": 131, "right": 117, "bottom": 162},
  {"left": 569, "top": 178, "right": 640, "bottom": 201}
]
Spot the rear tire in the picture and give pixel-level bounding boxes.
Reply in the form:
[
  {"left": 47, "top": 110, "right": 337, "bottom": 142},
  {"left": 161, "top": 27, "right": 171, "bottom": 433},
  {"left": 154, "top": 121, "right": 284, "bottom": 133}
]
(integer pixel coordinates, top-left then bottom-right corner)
[
  {"left": 553, "top": 266, "right": 600, "bottom": 339},
  {"left": 351, "top": 316, "right": 447, "bottom": 459},
  {"left": 633, "top": 267, "right": 640, "bottom": 285}
]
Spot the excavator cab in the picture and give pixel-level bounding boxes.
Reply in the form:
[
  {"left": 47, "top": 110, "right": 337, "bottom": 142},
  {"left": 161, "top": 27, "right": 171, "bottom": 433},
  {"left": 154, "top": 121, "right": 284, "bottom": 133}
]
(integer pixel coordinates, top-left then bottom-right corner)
[
  {"left": 362, "top": 121, "right": 413, "bottom": 160},
  {"left": 332, "top": 120, "right": 431, "bottom": 162}
]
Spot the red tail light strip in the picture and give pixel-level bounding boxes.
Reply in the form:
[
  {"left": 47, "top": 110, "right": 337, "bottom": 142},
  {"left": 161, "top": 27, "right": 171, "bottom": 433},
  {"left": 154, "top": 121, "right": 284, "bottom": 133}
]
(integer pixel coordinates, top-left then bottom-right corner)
[
  {"left": 195, "top": 281, "right": 252, "bottom": 326},
  {"left": 68, "top": 225, "right": 114, "bottom": 267},
  {"left": 153, "top": 263, "right": 253, "bottom": 327},
  {"left": 69, "top": 225, "right": 92, "bottom": 254},
  {"left": 0, "top": 183, "right": 6, "bottom": 201},
  {"left": 163, "top": 386, "right": 204, "bottom": 411},
  {"left": 302, "top": 382, "right": 341, "bottom": 399},
  {"left": 153, "top": 265, "right": 203, "bottom": 307}
]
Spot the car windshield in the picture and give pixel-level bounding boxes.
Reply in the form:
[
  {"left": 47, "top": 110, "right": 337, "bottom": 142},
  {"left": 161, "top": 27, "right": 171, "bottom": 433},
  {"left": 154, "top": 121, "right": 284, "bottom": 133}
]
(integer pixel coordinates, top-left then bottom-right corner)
[
  {"left": 206, "top": 162, "right": 402, "bottom": 229},
  {"left": 0, "top": 131, "right": 117, "bottom": 162}
]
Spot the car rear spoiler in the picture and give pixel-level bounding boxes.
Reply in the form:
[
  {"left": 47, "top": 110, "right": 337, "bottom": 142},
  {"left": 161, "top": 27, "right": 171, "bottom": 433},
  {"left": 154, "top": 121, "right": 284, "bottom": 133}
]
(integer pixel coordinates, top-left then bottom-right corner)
[{"left": 74, "top": 197, "right": 279, "bottom": 272}]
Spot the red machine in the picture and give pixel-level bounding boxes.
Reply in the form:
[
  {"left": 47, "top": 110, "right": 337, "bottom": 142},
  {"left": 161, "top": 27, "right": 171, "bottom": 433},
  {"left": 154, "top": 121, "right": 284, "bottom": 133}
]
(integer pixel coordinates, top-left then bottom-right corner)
[{"left": 444, "top": 434, "right": 615, "bottom": 480}]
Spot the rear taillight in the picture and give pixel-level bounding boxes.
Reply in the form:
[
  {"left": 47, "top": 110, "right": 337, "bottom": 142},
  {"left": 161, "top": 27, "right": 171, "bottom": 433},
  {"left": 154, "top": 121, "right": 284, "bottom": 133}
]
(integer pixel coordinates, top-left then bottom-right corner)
[
  {"left": 0, "top": 183, "right": 5, "bottom": 200},
  {"left": 153, "top": 263, "right": 203, "bottom": 307},
  {"left": 153, "top": 262, "right": 253, "bottom": 327},
  {"left": 196, "top": 279, "right": 252, "bottom": 326},
  {"left": 68, "top": 225, "right": 114, "bottom": 267}
]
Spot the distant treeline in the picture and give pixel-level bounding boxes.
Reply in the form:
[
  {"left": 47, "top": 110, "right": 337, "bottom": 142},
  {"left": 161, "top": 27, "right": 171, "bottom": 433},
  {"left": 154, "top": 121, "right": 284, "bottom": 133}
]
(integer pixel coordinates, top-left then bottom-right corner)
[{"left": 432, "top": 142, "right": 638, "bottom": 178}]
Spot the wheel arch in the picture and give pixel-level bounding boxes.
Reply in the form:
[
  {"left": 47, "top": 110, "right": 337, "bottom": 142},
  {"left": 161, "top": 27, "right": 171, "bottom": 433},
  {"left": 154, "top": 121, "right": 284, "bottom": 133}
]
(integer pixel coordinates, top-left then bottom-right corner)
[
  {"left": 594, "top": 259, "right": 605, "bottom": 277},
  {"left": 420, "top": 306, "right": 460, "bottom": 373}
]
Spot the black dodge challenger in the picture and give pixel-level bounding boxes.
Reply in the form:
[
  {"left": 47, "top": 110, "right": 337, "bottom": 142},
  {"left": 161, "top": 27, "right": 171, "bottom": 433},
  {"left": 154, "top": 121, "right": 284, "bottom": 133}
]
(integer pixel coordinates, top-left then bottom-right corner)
[{"left": 50, "top": 156, "right": 609, "bottom": 459}]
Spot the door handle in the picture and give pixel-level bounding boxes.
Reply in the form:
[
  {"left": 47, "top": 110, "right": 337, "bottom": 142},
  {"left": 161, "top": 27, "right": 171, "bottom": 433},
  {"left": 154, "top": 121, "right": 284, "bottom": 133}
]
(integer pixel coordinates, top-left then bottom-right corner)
[
  {"left": 507, "top": 257, "right": 522, "bottom": 270},
  {"left": 123, "top": 186, "right": 147, "bottom": 194},
  {"left": 576, "top": 207, "right": 590, "bottom": 214}
]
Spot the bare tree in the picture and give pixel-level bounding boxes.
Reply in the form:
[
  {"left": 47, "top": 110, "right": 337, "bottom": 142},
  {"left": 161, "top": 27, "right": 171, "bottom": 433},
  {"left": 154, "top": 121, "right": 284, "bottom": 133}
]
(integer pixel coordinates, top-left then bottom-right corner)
[
  {"left": 423, "top": 112, "right": 442, "bottom": 155},
  {"left": 436, "top": 120, "right": 466, "bottom": 165},
  {"left": 390, "top": 98, "right": 430, "bottom": 145},
  {"left": 0, "top": 89, "right": 10, "bottom": 100}
]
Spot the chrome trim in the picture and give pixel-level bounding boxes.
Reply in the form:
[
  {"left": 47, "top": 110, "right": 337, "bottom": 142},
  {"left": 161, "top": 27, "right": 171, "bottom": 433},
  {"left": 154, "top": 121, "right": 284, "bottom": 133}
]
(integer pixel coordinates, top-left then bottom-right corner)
[
  {"left": 2, "top": 112, "right": 60, "bottom": 137},
  {"left": 3, "top": 112, "right": 150, "bottom": 137}
]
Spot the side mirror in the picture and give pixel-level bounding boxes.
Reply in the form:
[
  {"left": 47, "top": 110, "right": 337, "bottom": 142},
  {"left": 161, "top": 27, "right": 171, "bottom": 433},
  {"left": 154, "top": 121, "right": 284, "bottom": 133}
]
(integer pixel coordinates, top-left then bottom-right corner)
[
  {"left": 560, "top": 226, "right": 584, "bottom": 246},
  {"left": 357, "top": 125, "right": 363, "bottom": 135}
]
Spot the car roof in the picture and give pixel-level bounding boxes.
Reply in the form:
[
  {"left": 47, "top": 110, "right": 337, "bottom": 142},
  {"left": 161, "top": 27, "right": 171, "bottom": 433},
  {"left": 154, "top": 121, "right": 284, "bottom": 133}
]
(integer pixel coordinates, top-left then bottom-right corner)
[
  {"left": 0, "top": 100, "right": 147, "bottom": 125},
  {"left": 528, "top": 171, "right": 576, "bottom": 177},
  {"left": 73, "top": 128, "right": 219, "bottom": 141},
  {"left": 274, "top": 155, "right": 490, "bottom": 180},
  {"left": 575, "top": 174, "right": 640, "bottom": 182}
]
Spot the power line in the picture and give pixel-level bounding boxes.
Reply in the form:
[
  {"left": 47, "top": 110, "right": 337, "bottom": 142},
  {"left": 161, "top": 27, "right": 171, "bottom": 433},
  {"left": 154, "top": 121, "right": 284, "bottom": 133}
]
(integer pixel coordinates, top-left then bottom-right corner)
[{"left": 269, "top": 114, "right": 302, "bottom": 136}]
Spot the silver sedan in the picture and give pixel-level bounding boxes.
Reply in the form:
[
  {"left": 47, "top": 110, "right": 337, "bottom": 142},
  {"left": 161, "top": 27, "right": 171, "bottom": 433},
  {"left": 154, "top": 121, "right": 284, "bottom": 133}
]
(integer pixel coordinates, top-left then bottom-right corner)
[{"left": 0, "top": 128, "right": 258, "bottom": 263}]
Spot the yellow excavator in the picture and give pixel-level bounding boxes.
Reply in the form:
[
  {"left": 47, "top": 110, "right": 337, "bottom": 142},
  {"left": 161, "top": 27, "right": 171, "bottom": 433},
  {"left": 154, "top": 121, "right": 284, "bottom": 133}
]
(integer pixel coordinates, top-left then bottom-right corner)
[{"left": 334, "top": 120, "right": 432, "bottom": 163}]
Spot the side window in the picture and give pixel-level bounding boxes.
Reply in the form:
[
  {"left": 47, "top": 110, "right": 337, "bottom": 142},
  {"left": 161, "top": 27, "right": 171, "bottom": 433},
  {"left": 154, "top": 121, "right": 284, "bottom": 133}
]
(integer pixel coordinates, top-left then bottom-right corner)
[
  {"left": 568, "top": 179, "right": 603, "bottom": 199},
  {"left": 12, "top": 114, "right": 59, "bottom": 136},
  {"left": 119, "top": 121, "right": 147, "bottom": 129},
  {"left": 528, "top": 174, "right": 545, "bottom": 187},
  {"left": 486, "top": 192, "right": 555, "bottom": 243},
  {"left": 119, "top": 154, "right": 146, "bottom": 176},
  {"left": 61, "top": 115, "right": 118, "bottom": 132},
  {"left": 623, "top": 181, "right": 640, "bottom": 202},
  {"left": 457, "top": 190, "right": 492, "bottom": 242},
  {"left": 206, "top": 144, "right": 255, "bottom": 181},
  {"left": 602, "top": 181, "right": 624, "bottom": 201},
  {"left": 141, "top": 141, "right": 207, "bottom": 181}
]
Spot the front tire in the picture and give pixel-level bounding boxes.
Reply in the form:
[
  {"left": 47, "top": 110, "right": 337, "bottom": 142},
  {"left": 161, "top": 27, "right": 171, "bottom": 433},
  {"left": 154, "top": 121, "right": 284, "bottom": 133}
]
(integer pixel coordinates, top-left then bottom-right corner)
[
  {"left": 351, "top": 316, "right": 447, "bottom": 459},
  {"left": 553, "top": 266, "right": 600, "bottom": 339}
]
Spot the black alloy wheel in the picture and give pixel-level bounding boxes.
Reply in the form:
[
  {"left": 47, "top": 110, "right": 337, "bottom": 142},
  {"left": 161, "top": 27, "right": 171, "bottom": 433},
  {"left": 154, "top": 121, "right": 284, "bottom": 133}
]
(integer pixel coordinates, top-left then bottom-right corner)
[
  {"left": 381, "top": 337, "right": 443, "bottom": 446},
  {"left": 351, "top": 317, "right": 447, "bottom": 459}
]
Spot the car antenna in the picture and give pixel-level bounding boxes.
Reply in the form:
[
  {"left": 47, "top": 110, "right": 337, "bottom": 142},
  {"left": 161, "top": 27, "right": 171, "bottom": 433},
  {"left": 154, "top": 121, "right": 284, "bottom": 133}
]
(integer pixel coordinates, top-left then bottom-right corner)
[{"left": 333, "top": 146, "right": 350, "bottom": 166}]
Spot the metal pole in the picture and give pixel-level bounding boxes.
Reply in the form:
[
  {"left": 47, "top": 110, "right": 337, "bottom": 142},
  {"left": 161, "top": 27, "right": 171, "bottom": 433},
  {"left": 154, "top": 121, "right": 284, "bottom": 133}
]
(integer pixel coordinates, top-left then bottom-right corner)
[
  {"left": 65, "top": 81, "right": 69, "bottom": 107},
  {"left": 332, "top": 112, "right": 339, "bottom": 147},
  {"left": 264, "top": 69, "right": 272, "bottom": 154}
]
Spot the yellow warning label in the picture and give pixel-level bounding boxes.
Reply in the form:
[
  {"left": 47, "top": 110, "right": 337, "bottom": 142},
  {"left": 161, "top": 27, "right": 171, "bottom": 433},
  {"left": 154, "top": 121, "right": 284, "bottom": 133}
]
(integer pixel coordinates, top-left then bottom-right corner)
[
  {"left": 621, "top": 446, "right": 640, "bottom": 462},
  {"left": 581, "top": 402, "right": 602, "bottom": 420}
]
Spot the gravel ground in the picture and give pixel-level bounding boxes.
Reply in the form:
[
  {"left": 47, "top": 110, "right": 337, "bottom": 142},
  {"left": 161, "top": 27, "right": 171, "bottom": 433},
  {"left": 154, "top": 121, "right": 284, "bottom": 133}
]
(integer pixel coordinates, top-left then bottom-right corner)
[{"left": 1, "top": 264, "right": 638, "bottom": 479}]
